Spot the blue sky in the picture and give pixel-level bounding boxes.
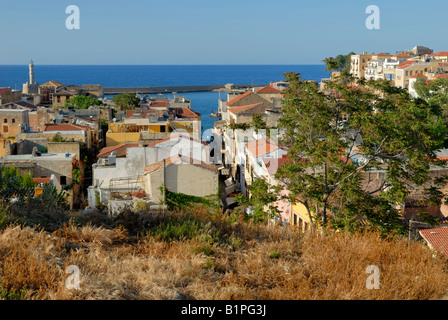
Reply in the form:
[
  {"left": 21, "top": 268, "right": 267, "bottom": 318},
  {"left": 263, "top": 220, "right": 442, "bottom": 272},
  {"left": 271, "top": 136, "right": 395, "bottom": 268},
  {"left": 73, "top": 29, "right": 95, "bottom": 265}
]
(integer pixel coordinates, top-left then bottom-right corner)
[{"left": 1, "top": 0, "right": 447, "bottom": 65}]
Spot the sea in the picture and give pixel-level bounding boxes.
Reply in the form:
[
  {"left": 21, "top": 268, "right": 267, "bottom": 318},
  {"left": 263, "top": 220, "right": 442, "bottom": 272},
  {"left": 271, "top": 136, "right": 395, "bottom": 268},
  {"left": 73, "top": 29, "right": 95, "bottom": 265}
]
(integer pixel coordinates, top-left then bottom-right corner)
[{"left": 0, "top": 65, "right": 329, "bottom": 138}]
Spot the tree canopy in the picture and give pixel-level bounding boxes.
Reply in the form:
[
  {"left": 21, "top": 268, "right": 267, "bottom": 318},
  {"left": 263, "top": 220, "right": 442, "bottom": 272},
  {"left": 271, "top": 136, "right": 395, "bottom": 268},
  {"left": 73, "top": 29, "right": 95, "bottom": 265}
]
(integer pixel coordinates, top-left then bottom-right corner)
[
  {"left": 328, "top": 52, "right": 355, "bottom": 72},
  {"left": 276, "top": 65, "right": 448, "bottom": 236},
  {"left": 414, "top": 76, "right": 448, "bottom": 117},
  {"left": 65, "top": 95, "right": 103, "bottom": 109},
  {"left": 111, "top": 93, "right": 140, "bottom": 111}
]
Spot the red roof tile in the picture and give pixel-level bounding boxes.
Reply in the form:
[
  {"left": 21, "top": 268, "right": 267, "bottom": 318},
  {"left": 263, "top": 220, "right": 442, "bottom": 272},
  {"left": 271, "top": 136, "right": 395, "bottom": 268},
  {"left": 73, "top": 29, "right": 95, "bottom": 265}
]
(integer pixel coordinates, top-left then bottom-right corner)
[
  {"left": 434, "top": 74, "right": 448, "bottom": 79},
  {"left": 430, "top": 51, "right": 448, "bottom": 57},
  {"left": 255, "top": 85, "right": 283, "bottom": 94},
  {"left": 149, "top": 100, "right": 169, "bottom": 108},
  {"left": 43, "top": 123, "right": 90, "bottom": 132},
  {"left": 397, "top": 61, "right": 415, "bottom": 69},
  {"left": 393, "top": 53, "right": 412, "bottom": 58},
  {"left": 97, "top": 143, "right": 139, "bottom": 158},
  {"left": 409, "top": 73, "right": 427, "bottom": 79},
  {"left": 226, "top": 91, "right": 253, "bottom": 106},
  {"left": 173, "top": 107, "right": 201, "bottom": 119},
  {"left": 419, "top": 227, "right": 448, "bottom": 258}
]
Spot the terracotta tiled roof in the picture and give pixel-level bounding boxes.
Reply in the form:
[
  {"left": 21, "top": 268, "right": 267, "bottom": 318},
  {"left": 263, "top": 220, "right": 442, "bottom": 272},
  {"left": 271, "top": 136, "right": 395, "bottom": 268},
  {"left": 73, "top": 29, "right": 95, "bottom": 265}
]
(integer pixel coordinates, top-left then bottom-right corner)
[
  {"left": 43, "top": 123, "right": 90, "bottom": 132},
  {"left": 393, "top": 53, "right": 412, "bottom": 58},
  {"left": 149, "top": 100, "right": 169, "bottom": 108},
  {"left": 255, "top": 85, "right": 283, "bottom": 94},
  {"left": 419, "top": 227, "right": 448, "bottom": 258},
  {"left": 227, "top": 103, "right": 265, "bottom": 115},
  {"left": 97, "top": 143, "right": 139, "bottom": 158},
  {"left": 434, "top": 74, "right": 448, "bottom": 79},
  {"left": 430, "top": 51, "right": 448, "bottom": 57},
  {"left": 397, "top": 61, "right": 415, "bottom": 69},
  {"left": 144, "top": 155, "right": 218, "bottom": 174},
  {"left": 225, "top": 91, "right": 253, "bottom": 106},
  {"left": 409, "top": 73, "right": 427, "bottom": 79},
  {"left": 246, "top": 137, "right": 279, "bottom": 158},
  {"left": 172, "top": 107, "right": 201, "bottom": 119}
]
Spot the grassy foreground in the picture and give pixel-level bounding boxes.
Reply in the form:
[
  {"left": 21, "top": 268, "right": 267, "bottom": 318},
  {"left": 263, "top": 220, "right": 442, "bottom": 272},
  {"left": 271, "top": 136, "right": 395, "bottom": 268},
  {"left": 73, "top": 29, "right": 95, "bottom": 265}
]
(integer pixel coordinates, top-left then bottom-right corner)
[{"left": 0, "top": 206, "right": 447, "bottom": 300}]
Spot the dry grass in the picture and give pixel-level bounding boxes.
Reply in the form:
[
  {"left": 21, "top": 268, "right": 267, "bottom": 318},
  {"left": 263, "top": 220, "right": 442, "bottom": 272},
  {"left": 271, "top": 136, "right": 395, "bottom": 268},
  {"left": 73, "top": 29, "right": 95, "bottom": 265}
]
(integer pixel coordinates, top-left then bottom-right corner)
[{"left": 0, "top": 207, "right": 447, "bottom": 300}]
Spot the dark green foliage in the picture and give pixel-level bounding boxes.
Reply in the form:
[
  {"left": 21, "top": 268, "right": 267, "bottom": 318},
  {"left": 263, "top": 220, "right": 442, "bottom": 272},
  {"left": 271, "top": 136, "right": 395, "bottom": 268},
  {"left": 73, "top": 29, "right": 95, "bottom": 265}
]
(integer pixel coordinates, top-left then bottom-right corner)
[
  {"left": 0, "top": 166, "right": 36, "bottom": 201},
  {"left": 111, "top": 93, "right": 140, "bottom": 111},
  {"left": 149, "top": 214, "right": 210, "bottom": 242},
  {"left": 277, "top": 64, "right": 448, "bottom": 236},
  {"left": 252, "top": 114, "right": 267, "bottom": 133},
  {"left": 0, "top": 165, "right": 69, "bottom": 232},
  {"left": 65, "top": 95, "right": 103, "bottom": 109},
  {"left": 226, "top": 122, "right": 251, "bottom": 131},
  {"left": 162, "top": 188, "right": 218, "bottom": 211},
  {"left": 236, "top": 177, "right": 280, "bottom": 224}
]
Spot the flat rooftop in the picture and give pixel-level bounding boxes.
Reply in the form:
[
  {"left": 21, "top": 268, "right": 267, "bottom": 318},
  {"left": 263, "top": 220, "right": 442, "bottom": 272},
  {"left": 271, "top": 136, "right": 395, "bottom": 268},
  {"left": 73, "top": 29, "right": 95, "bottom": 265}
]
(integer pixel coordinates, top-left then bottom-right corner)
[{"left": 1, "top": 153, "right": 76, "bottom": 161}]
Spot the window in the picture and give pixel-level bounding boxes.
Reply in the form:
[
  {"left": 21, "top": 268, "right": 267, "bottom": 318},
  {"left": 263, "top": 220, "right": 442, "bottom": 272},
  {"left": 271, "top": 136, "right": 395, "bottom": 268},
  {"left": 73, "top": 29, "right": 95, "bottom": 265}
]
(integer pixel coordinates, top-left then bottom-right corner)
[
  {"left": 293, "top": 214, "right": 297, "bottom": 225},
  {"left": 60, "top": 176, "right": 67, "bottom": 185},
  {"left": 11, "top": 119, "right": 15, "bottom": 124},
  {"left": 3, "top": 119, "right": 6, "bottom": 123},
  {"left": 3, "top": 126, "right": 8, "bottom": 133},
  {"left": 160, "top": 126, "right": 166, "bottom": 133}
]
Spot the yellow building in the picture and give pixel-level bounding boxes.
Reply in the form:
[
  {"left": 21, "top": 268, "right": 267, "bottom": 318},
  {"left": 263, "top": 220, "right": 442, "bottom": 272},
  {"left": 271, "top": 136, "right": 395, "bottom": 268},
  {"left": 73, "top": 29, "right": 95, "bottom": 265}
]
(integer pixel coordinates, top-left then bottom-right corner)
[
  {"left": 350, "top": 52, "right": 374, "bottom": 79},
  {"left": 106, "top": 118, "right": 172, "bottom": 146},
  {"left": 291, "top": 201, "right": 313, "bottom": 231},
  {"left": 395, "top": 60, "right": 448, "bottom": 89}
]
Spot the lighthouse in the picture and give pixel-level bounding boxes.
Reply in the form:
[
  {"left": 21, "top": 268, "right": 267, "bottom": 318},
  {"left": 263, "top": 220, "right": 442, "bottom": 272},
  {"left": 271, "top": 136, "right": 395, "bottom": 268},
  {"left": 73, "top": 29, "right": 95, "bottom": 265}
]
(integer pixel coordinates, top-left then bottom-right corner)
[
  {"left": 22, "top": 59, "right": 39, "bottom": 96},
  {"left": 29, "top": 59, "right": 35, "bottom": 85}
]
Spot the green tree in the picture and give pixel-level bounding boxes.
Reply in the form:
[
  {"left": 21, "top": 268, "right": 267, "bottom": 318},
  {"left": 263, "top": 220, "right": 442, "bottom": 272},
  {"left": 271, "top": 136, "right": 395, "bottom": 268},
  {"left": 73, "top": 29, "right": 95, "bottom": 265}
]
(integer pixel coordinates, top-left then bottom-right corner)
[
  {"left": 325, "top": 52, "right": 355, "bottom": 72},
  {"left": 252, "top": 114, "right": 267, "bottom": 133},
  {"left": 0, "top": 166, "right": 36, "bottom": 200},
  {"left": 236, "top": 177, "right": 280, "bottom": 223},
  {"left": 112, "top": 93, "right": 140, "bottom": 111},
  {"left": 276, "top": 66, "right": 448, "bottom": 236},
  {"left": 65, "top": 95, "right": 103, "bottom": 109},
  {"left": 414, "top": 76, "right": 448, "bottom": 116}
]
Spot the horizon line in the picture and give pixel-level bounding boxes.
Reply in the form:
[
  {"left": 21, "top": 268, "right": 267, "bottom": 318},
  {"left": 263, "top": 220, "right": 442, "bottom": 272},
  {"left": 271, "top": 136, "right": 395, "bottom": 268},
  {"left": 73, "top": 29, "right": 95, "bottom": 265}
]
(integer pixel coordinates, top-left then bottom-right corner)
[{"left": 0, "top": 63, "right": 326, "bottom": 66}]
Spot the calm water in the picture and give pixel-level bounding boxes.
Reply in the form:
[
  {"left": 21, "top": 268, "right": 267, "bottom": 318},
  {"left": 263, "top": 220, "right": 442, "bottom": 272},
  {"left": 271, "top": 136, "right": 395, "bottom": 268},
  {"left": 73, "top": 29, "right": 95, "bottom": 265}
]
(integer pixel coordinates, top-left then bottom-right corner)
[{"left": 0, "top": 65, "right": 329, "bottom": 134}]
